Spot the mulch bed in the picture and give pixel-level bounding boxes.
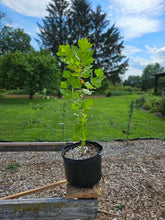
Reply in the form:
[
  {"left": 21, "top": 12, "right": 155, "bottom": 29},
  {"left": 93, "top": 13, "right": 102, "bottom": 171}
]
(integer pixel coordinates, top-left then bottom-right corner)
[{"left": 0, "top": 139, "right": 165, "bottom": 219}]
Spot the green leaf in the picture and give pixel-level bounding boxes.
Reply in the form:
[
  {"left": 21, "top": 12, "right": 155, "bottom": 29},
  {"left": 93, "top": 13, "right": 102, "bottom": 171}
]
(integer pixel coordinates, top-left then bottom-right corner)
[
  {"left": 78, "top": 38, "right": 92, "bottom": 51},
  {"left": 69, "top": 77, "right": 81, "bottom": 88},
  {"left": 72, "top": 102, "right": 79, "bottom": 110},
  {"left": 91, "top": 77, "right": 101, "bottom": 88},
  {"left": 60, "top": 81, "right": 67, "bottom": 89},
  {"left": 63, "top": 70, "right": 71, "bottom": 78},
  {"left": 98, "top": 75, "right": 106, "bottom": 82},
  {"left": 72, "top": 45, "right": 80, "bottom": 61},
  {"left": 84, "top": 82, "right": 94, "bottom": 89},
  {"left": 60, "top": 89, "right": 72, "bottom": 99},
  {"left": 81, "top": 65, "right": 92, "bottom": 78},
  {"left": 72, "top": 91, "right": 79, "bottom": 99},
  {"left": 81, "top": 69, "right": 91, "bottom": 78},
  {"left": 57, "top": 44, "right": 70, "bottom": 57},
  {"left": 82, "top": 89, "right": 93, "bottom": 95},
  {"left": 91, "top": 75, "right": 106, "bottom": 88},
  {"left": 95, "top": 68, "right": 104, "bottom": 77}
]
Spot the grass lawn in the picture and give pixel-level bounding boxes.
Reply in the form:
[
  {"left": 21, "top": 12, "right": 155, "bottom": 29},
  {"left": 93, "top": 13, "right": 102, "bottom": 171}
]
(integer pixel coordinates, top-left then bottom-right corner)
[{"left": 0, "top": 95, "right": 164, "bottom": 142}]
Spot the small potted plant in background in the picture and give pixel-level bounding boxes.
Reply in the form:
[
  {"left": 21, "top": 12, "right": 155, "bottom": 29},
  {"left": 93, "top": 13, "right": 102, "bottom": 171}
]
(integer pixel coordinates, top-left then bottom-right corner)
[{"left": 57, "top": 38, "right": 105, "bottom": 187}]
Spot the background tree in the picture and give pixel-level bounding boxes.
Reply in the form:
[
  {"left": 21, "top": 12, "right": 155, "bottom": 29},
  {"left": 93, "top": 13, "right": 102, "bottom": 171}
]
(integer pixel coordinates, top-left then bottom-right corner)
[
  {"left": 124, "top": 75, "right": 142, "bottom": 88},
  {"left": 90, "top": 6, "right": 109, "bottom": 69},
  {"left": 0, "top": 26, "right": 33, "bottom": 55},
  {"left": 25, "top": 49, "right": 60, "bottom": 99},
  {"left": 142, "top": 63, "right": 164, "bottom": 90},
  {"left": 0, "top": 51, "right": 29, "bottom": 90},
  {"left": 38, "top": 0, "right": 69, "bottom": 75},
  {"left": 0, "top": 11, "right": 5, "bottom": 30},
  {"left": 38, "top": 0, "right": 69, "bottom": 56},
  {"left": 90, "top": 6, "right": 128, "bottom": 85},
  {"left": 67, "top": 0, "right": 92, "bottom": 45},
  {"left": 0, "top": 50, "right": 60, "bottom": 99}
]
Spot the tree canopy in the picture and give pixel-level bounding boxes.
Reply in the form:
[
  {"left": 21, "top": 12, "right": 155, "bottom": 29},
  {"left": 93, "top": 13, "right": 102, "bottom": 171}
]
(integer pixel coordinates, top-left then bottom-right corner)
[
  {"left": 142, "top": 63, "right": 164, "bottom": 90},
  {"left": 124, "top": 75, "right": 142, "bottom": 88},
  {"left": 0, "top": 26, "right": 33, "bottom": 55},
  {"left": 0, "top": 50, "right": 60, "bottom": 98},
  {"left": 38, "top": 0, "right": 69, "bottom": 56}
]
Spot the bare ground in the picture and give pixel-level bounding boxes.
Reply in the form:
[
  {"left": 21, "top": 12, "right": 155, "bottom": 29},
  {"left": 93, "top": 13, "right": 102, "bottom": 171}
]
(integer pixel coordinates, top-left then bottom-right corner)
[{"left": 0, "top": 139, "right": 165, "bottom": 219}]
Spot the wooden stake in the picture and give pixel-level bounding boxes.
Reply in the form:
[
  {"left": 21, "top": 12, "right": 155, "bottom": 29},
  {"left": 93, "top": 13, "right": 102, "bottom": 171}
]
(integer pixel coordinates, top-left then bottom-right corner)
[
  {"left": 0, "top": 179, "right": 67, "bottom": 200},
  {"left": 98, "top": 209, "right": 118, "bottom": 216}
]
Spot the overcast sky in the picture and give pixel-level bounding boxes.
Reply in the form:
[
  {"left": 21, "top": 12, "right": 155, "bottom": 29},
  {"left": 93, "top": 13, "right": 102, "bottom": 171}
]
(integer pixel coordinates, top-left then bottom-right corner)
[{"left": 1, "top": 0, "right": 165, "bottom": 79}]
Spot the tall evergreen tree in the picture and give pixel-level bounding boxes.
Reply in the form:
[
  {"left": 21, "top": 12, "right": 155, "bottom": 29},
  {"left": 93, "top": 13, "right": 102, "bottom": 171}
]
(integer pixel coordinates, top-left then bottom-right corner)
[
  {"left": 38, "top": 0, "right": 69, "bottom": 56},
  {"left": 90, "top": 7, "right": 128, "bottom": 85},
  {"left": 90, "top": 6, "right": 109, "bottom": 69},
  {"left": 101, "top": 26, "right": 128, "bottom": 85},
  {"left": 0, "top": 11, "right": 5, "bottom": 30},
  {"left": 67, "top": 0, "right": 92, "bottom": 45},
  {"left": 38, "top": 0, "right": 69, "bottom": 75}
]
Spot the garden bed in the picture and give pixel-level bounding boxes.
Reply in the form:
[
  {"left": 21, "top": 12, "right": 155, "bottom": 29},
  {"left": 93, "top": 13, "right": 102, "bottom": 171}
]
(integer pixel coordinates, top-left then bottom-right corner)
[{"left": 0, "top": 139, "right": 165, "bottom": 219}]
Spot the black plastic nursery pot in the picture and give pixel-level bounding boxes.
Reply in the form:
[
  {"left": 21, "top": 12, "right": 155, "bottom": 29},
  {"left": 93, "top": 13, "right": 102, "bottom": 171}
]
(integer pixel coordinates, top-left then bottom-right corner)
[{"left": 61, "top": 141, "right": 103, "bottom": 187}]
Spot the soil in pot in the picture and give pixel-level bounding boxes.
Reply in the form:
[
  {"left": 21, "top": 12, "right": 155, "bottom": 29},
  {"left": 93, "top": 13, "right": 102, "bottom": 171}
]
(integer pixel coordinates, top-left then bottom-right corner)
[
  {"left": 61, "top": 141, "right": 103, "bottom": 187},
  {"left": 65, "top": 143, "right": 100, "bottom": 160}
]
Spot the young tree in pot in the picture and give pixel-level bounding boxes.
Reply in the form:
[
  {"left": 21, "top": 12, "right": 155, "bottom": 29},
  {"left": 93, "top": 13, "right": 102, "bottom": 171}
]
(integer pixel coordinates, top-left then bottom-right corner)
[{"left": 57, "top": 38, "right": 105, "bottom": 187}]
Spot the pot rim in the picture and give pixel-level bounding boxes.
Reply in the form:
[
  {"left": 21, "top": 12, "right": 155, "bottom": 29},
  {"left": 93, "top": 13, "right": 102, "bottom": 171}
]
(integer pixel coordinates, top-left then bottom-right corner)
[{"left": 61, "top": 140, "right": 103, "bottom": 162}]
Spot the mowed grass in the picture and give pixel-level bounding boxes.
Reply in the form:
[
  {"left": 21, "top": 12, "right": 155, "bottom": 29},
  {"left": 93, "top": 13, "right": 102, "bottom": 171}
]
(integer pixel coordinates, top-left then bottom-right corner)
[{"left": 0, "top": 95, "right": 164, "bottom": 142}]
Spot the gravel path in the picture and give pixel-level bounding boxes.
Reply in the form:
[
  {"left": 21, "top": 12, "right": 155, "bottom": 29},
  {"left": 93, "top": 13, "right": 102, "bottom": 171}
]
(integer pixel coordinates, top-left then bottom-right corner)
[{"left": 0, "top": 139, "right": 165, "bottom": 219}]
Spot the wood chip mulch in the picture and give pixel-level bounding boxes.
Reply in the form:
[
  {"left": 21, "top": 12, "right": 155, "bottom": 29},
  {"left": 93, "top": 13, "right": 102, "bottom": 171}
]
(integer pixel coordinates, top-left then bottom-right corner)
[{"left": 0, "top": 139, "right": 165, "bottom": 219}]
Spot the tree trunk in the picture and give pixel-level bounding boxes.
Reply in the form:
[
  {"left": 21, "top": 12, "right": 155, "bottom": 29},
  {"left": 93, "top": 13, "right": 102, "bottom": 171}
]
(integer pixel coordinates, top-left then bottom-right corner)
[{"left": 29, "top": 92, "right": 33, "bottom": 99}]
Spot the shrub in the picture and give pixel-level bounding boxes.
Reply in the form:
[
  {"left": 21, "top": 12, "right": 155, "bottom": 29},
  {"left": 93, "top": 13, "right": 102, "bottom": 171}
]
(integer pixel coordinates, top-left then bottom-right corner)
[
  {"left": 158, "top": 99, "right": 165, "bottom": 114},
  {"left": 105, "top": 85, "right": 141, "bottom": 97},
  {"left": 135, "top": 95, "right": 165, "bottom": 115},
  {"left": 142, "top": 100, "right": 152, "bottom": 110},
  {"left": 135, "top": 96, "right": 146, "bottom": 108},
  {"left": 122, "top": 86, "right": 134, "bottom": 92}
]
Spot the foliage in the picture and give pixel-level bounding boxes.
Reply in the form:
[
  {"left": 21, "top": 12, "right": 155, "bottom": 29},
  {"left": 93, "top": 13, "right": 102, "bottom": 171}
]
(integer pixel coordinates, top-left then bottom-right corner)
[
  {"left": 0, "top": 51, "right": 29, "bottom": 90},
  {"left": 124, "top": 75, "right": 142, "bottom": 88},
  {"left": 0, "top": 26, "right": 33, "bottom": 55},
  {"left": 0, "top": 50, "right": 60, "bottom": 99},
  {"left": 93, "top": 23, "right": 128, "bottom": 85},
  {"left": 105, "top": 84, "right": 141, "bottom": 97},
  {"left": 6, "top": 162, "right": 20, "bottom": 173},
  {"left": 142, "top": 63, "right": 164, "bottom": 90},
  {"left": 37, "top": 0, "right": 69, "bottom": 58},
  {"left": 67, "top": 0, "right": 92, "bottom": 44},
  {"left": 134, "top": 95, "right": 146, "bottom": 108},
  {"left": 135, "top": 95, "right": 165, "bottom": 115},
  {"left": 25, "top": 50, "right": 60, "bottom": 99},
  {"left": 57, "top": 38, "right": 105, "bottom": 146},
  {"left": 124, "top": 63, "right": 165, "bottom": 92},
  {"left": 38, "top": 0, "right": 128, "bottom": 85},
  {"left": 0, "top": 10, "right": 5, "bottom": 30},
  {"left": 159, "top": 99, "right": 165, "bottom": 114}
]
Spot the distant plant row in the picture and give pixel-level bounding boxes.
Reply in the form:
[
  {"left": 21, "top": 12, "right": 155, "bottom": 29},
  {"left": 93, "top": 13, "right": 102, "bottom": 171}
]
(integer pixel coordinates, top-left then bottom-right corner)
[
  {"left": 135, "top": 95, "right": 165, "bottom": 115},
  {"left": 123, "top": 63, "right": 165, "bottom": 95}
]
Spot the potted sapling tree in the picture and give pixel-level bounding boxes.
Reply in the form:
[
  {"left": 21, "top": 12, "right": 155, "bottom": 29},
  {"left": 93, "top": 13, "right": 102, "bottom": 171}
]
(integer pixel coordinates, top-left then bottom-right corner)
[{"left": 57, "top": 38, "right": 105, "bottom": 187}]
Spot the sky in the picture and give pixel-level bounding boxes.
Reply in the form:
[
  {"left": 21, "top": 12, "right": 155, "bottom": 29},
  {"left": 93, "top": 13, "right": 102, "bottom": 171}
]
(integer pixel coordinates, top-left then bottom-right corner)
[{"left": 0, "top": 0, "right": 165, "bottom": 79}]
